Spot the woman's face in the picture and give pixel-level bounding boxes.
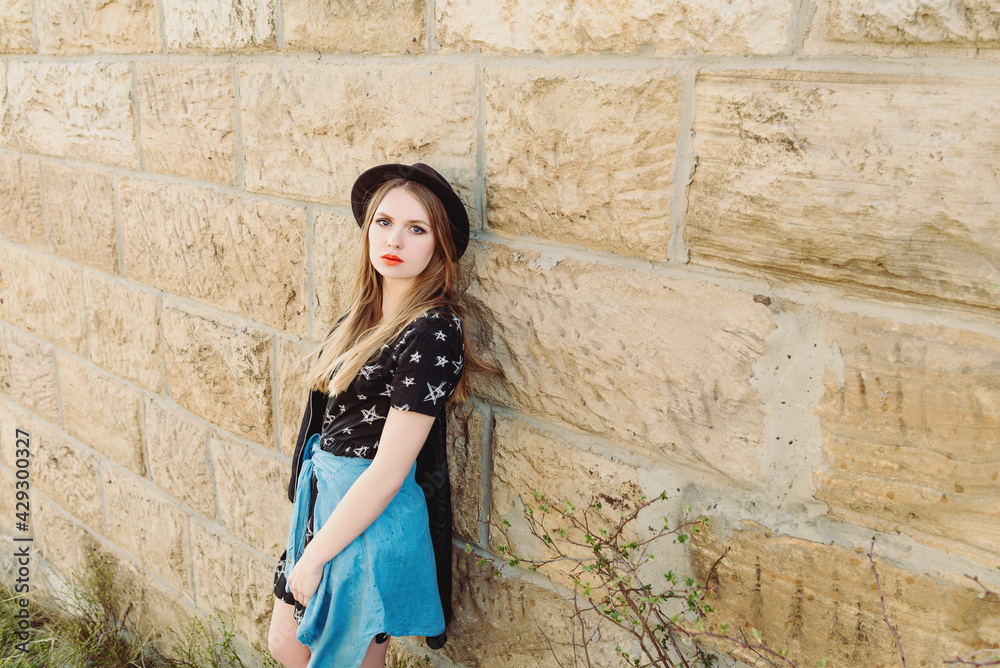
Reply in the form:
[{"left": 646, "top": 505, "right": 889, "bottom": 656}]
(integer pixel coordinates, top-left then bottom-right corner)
[{"left": 367, "top": 186, "right": 437, "bottom": 289}]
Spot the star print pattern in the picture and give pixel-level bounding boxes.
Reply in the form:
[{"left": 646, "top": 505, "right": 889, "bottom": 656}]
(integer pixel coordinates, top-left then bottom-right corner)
[
  {"left": 424, "top": 381, "right": 447, "bottom": 405},
  {"left": 316, "top": 307, "right": 464, "bottom": 460},
  {"left": 360, "top": 406, "right": 384, "bottom": 424}
]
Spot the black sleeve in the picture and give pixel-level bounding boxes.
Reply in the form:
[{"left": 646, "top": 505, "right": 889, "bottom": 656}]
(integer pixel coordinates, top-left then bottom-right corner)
[{"left": 390, "top": 314, "right": 464, "bottom": 416}]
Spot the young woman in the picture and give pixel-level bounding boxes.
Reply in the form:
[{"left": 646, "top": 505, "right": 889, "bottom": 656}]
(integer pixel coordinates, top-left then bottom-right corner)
[{"left": 268, "top": 163, "right": 476, "bottom": 668}]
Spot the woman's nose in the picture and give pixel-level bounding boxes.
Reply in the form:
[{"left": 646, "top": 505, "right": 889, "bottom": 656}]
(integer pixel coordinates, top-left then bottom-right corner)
[{"left": 386, "top": 228, "right": 402, "bottom": 247}]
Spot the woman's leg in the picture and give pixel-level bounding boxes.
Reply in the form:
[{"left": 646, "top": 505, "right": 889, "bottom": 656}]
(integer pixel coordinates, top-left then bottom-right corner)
[
  {"left": 268, "top": 598, "right": 311, "bottom": 668},
  {"left": 359, "top": 634, "right": 390, "bottom": 668}
]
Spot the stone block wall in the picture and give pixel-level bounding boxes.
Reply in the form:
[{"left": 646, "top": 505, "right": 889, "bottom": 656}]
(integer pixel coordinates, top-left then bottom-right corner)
[{"left": 1, "top": 0, "right": 998, "bottom": 666}]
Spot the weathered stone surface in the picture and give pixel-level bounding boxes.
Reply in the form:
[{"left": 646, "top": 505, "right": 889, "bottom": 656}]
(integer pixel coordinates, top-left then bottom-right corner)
[
  {"left": 144, "top": 396, "right": 213, "bottom": 517},
  {"left": 127, "top": 573, "right": 198, "bottom": 648},
  {"left": 43, "top": 162, "right": 118, "bottom": 274},
  {"left": 103, "top": 465, "right": 191, "bottom": 593},
  {"left": 190, "top": 519, "right": 275, "bottom": 646},
  {"left": 0, "top": 0, "right": 34, "bottom": 52},
  {"left": 83, "top": 273, "right": 162, "bottom": 392},
  {"left": 485, "top": 67, "right": 679, "bottom": 259},
  {"left": 136, "top": 62, "right": 238, "bottom": 184},
  {"left": 443, "top": 548, "right": 625, "bottom": 667},
  {"left": 437, "top": 0, "right": 791, "bottom": 55},
  {"left": 0, "top": 242, "right": 86, "bottom": 355},
  {"left": 209, "top": 431, "right": 289, "bottom": 556},
  {"left": 0, "top": 468, "right": 15, "bottom": 535},
  {"left": 284, "top": 0, "right": 425, "bottom": 52},
  {"left": 809, "top": 0, "right": 1000, "bottom": 54},
  {"left": 0, "top": 61, "right": 138, "bottom": 167},
  {"left": 0, "top": 329, "right": 10, "bottom": 395},
  {"left": 464, "top": 242, "right": 775, "bottom": 477},
  {"left": 0, "top": 154, "right": 45, "bottom": 248},
  {"left": 162, "top": 0, "right": 276, "bottom": 50},
  {"left": 0, "top": 395, "right": 33, "bottom": 468},
  {"left": 120, "top": 178, "right": 308, "bottom": 335},
  {"left": 58, "top": 353, "right": 146, "bottom": 475},
  {"left": 36, "top": 0, "right": 160, "bottom": 53},
  {"left": 312, "top": 210, "right": 360, "bottom": 336},
  {"left": 277, "top": 336, "right": 313, "bottom": 457},
  {"left": 447, "top": 401, "right": 485, "bottom": 542},
  {"left": 161, "top": 303, "right": 273, "bottom": 446},
  {"left": 688, "top": 70, "right": 1000, "bottom": 314},
  {"left": 691, "top": 522, "right": 1000, "bottom": 667},
  {"left": 33, "top": 423, "right": 103, "bottom": 531},
  {"left": 4, "top": 328, "right": 59, "bottom": 424},
  {"left": 239, "top": 63, "right": 476, "bottom": 207},
  {"left": 34, "top": 498, "right": 99, "bottom": 575},
  {"left": 817, "top": 313, "right": 1000, "bottom": 565},
  {"left": 489, "top": 415, "right": 645, "bottom": 587}
]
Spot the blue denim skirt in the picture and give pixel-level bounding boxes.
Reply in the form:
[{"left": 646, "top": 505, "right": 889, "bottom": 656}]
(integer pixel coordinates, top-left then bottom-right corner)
[{"left": 278, "top": 434, "right": 445, "bottom": 667}]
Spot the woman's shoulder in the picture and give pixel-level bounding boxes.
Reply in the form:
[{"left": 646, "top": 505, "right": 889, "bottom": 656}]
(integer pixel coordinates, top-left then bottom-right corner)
[
  {"left": 391, "top": 307, "right": 463, "bottom": 356},
  {"left": 405, "top": 306, "right": 462, "bottom": 335}
]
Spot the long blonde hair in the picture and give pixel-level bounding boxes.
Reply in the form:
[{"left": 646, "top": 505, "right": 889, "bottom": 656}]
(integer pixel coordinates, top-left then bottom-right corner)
[{"left": 305, "top": 178, "right": 478, "bottom": 403}]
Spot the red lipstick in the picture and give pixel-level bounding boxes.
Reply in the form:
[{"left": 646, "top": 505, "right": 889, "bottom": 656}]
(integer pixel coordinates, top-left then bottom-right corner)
[{"left": 381, "top": 254, "right": 402, "bottom": 265}]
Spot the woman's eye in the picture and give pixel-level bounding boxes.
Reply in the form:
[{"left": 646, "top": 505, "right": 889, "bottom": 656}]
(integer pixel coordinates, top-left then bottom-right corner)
[
  {"left": 375, "top": 218, "right": 390, "bottom": 227},
  {"left": 410, "top": 225, "right": 427, "bottom": 235}
]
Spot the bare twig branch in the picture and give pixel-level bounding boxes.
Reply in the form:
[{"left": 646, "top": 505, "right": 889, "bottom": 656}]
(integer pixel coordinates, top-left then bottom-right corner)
[
  {"left": 944, "top": 650, "right": 1000, "bottom": 667},
  {"left": 868, "top": 537, "right": 907, "bottom": 668}
]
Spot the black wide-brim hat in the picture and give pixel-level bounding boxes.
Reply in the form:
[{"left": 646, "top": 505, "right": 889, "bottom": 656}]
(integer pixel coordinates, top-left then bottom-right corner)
[{"left": 351, "top": 163, "right": 470, "bottom": 258}]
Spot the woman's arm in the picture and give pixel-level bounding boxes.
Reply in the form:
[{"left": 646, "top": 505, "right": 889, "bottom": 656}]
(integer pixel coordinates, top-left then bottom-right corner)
[{"left": 285, "top": 407, "right": 436, "bottom": 606}]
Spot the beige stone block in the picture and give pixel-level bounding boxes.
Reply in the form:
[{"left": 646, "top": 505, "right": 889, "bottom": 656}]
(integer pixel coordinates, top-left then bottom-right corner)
[
  {"left": 4, "top": 328, "right": 59, "bottom": 424},
  {"left": 209, "top": 431, "right": 290, "bottom": 556},
  {"left": 0, "top": 61, "right": 138, "bottom": 167},
  {"left": 688, "top": 70, "right": 1000, "bottom": 314},
  {"left": 277, "top": 336, "right": 313, "bottom": 457},
  {"left": 239, "top": 63, "right": 476, "bottom": 207},
  {"left": 103, "top": 465, "right": 191, "bottom": 593},
  {"left": 816, "top": 313, "right": 1000, "bottom": 566},
  {"left": 313, "top": 210, "right": 361, "bottom": 335},
  {"left": 84, "top": 273, "right": 162, "bottom": 392},
  {"left": 489, "top": 416, "right": 644, "bottom": 587},
  {"left": 0, "top": 154, "right": 45, "bottom": 248},
  {"left": 162, "top": 303, "right": 273, "bottom": 446},
  {"left": 136, "top": 62, "right": 238, "bottom": 184},
  {"left": 129, "top": 575, "right": 198, "bottom": 649},
  {"left": 120, "top": 178, "right": 308, "bottom": 335},
  {"left": 162, "top": 0, "right": 276, "bottom": 51},
  {"left": 437, "top": 0, "right": 791, "bottom": 55},
  {"left": 464, "top": 242, "right": 775, "bottom": 477},
  {"left": 0, "top": 244, "right": 86, "bottom": 354},
  {"left": 485, "top": 67, "right": 679, "bottom": 259},
  {"left": 0, "top": 468, "right": 14, "bottom": 534},
  {"left": 34, "top": 497, "right": 100, "bottom": 575},
  {"left": 0, "top": 329, "right": 10, "bottom": 395},
  {"left": 808, "top": 0, "right": 1000, "bottom": 56},
  {"left": 33, "top": 424, "right": 103, "bottom": 531},
  {"left": 190, "top": 518, "right": 275, "bottom": 646},
  {"left": 58, "top": 353, "right": 146, "bottom": 475},
  {"left": 446, "top": 402, "right": 484, "bottom": 543},
  {"left": 35, "top": 0, "right": 160, "bottom": 54},
  {"left": 0, "top": 0, "right": 34, "bottom": 52},
  {"left": 284, "top": 0, "right": 425, "bottom": 52},
  {"left": 442, "top": 548, "right": 625, "bottom": 668},
  {"left": 43, "top": 163, "right": 118, "bottom": 274},
  {"left": 144, "top": 396, "right": 213, "bottom": 517},
  {"left": 0, "top": 395, "right": 35, "bottom": 468},
  {"left": 691, "top": 522, "right": 1000, "bottom": 667}
]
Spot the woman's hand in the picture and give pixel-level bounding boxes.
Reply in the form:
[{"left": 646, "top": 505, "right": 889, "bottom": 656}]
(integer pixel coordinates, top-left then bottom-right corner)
[{"left": 287, "top": 553, "right": 325, "bottom": 607}]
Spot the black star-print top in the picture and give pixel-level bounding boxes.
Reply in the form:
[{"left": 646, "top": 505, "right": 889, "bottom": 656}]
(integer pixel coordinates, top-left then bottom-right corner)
[{"left": 318, "top": 307, "right": 464, "bottom": 459}]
